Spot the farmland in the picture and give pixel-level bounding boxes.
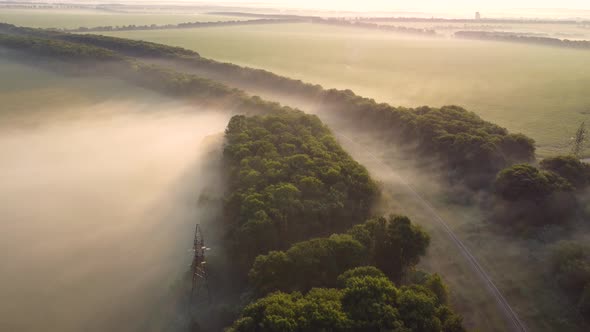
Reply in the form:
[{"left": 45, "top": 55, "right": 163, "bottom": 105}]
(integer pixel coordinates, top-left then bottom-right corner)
[
  {"left": 0, "top": 8, "right": 244, "bottom": 29},
  {"left": 98, "top": 22, "right": 590, "bottom": 157},
  {"left": 3, "top": 7, "right": 590, "bottom": 332}
]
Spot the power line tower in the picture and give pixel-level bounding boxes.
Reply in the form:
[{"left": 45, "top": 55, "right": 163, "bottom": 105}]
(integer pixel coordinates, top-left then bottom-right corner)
[
  {"left": 189, "top": 223, "right": 210, "bottom": 308},
  {"left": 571, "top": 121, "right": 587, "bottom": 158}
]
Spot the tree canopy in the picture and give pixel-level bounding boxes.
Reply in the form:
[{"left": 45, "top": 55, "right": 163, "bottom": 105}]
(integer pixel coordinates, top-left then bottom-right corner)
[
  {"left": 492, "top": 164, "right": 576, "bottom": 226},
  {"left": 551, "top": 241, "right": 590, "bottom": 319},
  {"left": 495, "top": 164, "right": 572, "bottom": 202},
  {"left": 540, "top": 155, "right": 590, "bottom": 190},
  {"left": 228, "top": 268, "right": 465, "bottom": 332},
  {"left": 249, "top": 216, "right": 429, "bottom": 295},
  {"left": 223, "top": 112, "right": 379, "bottom": 271}
]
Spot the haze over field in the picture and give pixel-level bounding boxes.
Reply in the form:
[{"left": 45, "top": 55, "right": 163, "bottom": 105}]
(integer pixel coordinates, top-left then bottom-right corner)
[
  {"left": 100, "top": 23, "right": 590, "bottom": 157},
  {"left": 2, "top": 1, "right": 590, "bottom": 332},
  {"left": 0, "top": 62, "right": 229, "bottom": 332}
]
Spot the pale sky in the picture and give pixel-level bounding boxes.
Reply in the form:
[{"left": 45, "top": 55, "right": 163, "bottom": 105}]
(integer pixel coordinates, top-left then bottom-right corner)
[{"left": 201, "top": 0, "right": 590, "bottom": 12}]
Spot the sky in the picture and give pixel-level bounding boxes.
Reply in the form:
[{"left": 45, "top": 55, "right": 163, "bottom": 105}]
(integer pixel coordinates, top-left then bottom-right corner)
[{"left": 204, "top": 0, "right": 590, "bottom": 11}]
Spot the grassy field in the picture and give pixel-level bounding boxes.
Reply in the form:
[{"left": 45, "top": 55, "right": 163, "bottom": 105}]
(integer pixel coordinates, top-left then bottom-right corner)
[
  {"left": 98, "top": 23, "right": 590, "bottom": 157},
  {"left": 0, "top": 61, "right": 167, "bottom": 126},
  {"left": 0, "top": 9, "right": 244, "bottom": 29}
]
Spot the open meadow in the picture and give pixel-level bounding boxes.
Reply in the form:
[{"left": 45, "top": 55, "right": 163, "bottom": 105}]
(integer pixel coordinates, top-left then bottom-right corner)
[
  {"left": 98, "top": 22, "right": 590, "bottom": 157},
  {"left": 0, "top": 8, "right": 244, "bottom": 29}
]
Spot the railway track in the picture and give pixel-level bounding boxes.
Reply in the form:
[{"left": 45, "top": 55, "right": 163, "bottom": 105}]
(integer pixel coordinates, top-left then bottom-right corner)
[{"left": 335, "top": 132, "right": 528, "bottom": 332}]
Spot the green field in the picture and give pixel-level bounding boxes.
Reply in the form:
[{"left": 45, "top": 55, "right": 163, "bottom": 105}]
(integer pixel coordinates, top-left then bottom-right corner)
[
  {"left": 0, "top": 61, "right": 164, "bottom": 126},
  {"left": 0, "top": 8, "right": 244, "bottom": 29},
  {"left": 98, "top": 23, "right": 590, "bottom": 157}
]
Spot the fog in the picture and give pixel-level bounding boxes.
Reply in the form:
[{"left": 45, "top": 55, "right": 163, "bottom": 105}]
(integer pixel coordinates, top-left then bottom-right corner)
[{"left": 0, "top": 102, "right": 229, "bottom": 331}]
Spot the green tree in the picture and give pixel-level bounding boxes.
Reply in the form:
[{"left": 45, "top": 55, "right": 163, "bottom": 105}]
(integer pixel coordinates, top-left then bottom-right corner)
[
  {"left": 495, "top": 164, "right": 572, "bottom": 201},
  {"left": 341, "top": 275, "right": 402, "bottom": 329},
  {"left": 540, "top": 155, "right": 590, "bottom": 189},
  {"left": 579, "top": 283, "right": 590, "bottom": 319},
  {"left": 350, "top": 216, "right": 430, "bottom": 282}
]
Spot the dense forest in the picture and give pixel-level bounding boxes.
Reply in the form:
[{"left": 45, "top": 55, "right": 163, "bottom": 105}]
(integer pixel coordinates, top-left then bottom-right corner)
[
  {"left": 248, "top": 215, "right": 430, "bottom": 295},
  {"left": 222, "top": 111, "right": 378, "bottom": 271},
  {"left": 0, "top": 23, "right": 536, "bottom": 188},
  {"left": 212, "top": 112, "right": 465, "bottom": 331},
  {"left": 229, "top": 266, "right": 464, "bottom": 332}
]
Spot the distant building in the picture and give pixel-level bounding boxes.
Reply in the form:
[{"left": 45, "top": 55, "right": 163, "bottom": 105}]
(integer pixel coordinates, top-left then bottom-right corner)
[{"left": 475, "top": 12, "right": 481, "bottom": 20}]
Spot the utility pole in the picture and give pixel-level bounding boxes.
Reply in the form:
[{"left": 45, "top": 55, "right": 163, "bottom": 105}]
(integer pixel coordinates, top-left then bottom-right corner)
[{"left": 189, "top": 223, "right": 211, "bottom": 308}]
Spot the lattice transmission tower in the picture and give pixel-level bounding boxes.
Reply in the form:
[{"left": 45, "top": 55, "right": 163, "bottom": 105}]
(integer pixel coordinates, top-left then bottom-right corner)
[{"left": 189, "top": 223, "right": 210, "bottom": 307}]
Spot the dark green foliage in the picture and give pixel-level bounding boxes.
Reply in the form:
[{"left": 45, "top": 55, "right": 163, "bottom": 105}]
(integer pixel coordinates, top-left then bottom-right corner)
[
  {"left": 348, "top": 216, "right": 430, "bottom": 282},
  {"left": 249, "top": 216, "right": 429, "bottom": 295},
  {"left": 0, "top": 23, "right": 197, "bottom": 58},
  {"left": 552, "top": 242, "right": 590, "bottom": 293},
  {"left": 423, "top": 274, "right": 449, "bottom": 306},
  {"left": 229, "top": 269, "right": 465, "bottom": 332},
  {"left": 341, "top": 275, "right": 401, "bottom": 330},
  {"left": 336, "top": 266, "right": 386, "bottom": 286},
  {"left": 579, "top": 284, "right": 590, "bottom": 319},
  {"left": 249, "top": 234, "right": 367, "bottom": 294},
  {"left": 551, "top": 242, "right": 590, "bottom": 318},
  {"left": 0, "top": 33, "right": 122, "bottom": 62},
  {"left": 493, "top": 164, "right": 576, "bottom": 226},
  {"left": 224, "top": 112, "right": 378, "bottom": 270},
  {"left": 540, "top": 155, "right": 590, "bottom": 190},
  {"left": 495, "top": 164, "right": 572, "bottom": 201}
]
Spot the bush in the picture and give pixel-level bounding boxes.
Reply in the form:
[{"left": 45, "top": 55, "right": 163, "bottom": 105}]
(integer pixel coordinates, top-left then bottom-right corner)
[
  {"left": 540, "top": 155, "right": 590, "bottom": 190},
  {"left": 493, "top": 164, "right": 576, "bottom": 226}
]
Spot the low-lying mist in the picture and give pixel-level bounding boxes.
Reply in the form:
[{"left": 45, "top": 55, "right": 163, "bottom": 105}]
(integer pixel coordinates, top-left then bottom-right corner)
[{"left": 0, "top": 101, "right": 229, "bottom": 332}]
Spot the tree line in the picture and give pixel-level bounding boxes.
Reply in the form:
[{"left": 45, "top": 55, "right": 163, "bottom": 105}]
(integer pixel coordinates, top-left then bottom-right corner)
[
  {"left": 0, "top": 23, "right": 537, "bottom": 189},
  {"left": 310, "top": 18, "right": 437, "bottom": 36},
  {"left": 455, "top": 31, "right": 590, "bottom": 50},
  {"left": 64, "top": 19, "right": 301, "bottom": 33}
]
